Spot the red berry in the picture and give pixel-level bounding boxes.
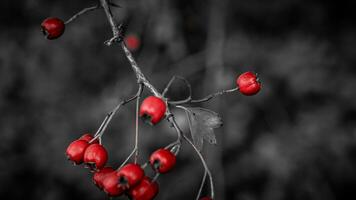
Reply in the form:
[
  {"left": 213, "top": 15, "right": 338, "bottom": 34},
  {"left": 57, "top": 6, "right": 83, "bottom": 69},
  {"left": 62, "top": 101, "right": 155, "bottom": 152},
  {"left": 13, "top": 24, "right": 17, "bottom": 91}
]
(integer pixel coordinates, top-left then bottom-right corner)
[
  {"left": 124, "top": 34, "right": 141, "bottom": 51},
  {"left": 149, "top": 149, "right": 176, "bottom": 174},
  {"left": 79, "top": 133, "right": 98, "bottom": 144},
  {"left": 128, "top": 176, "right": 159, "bottom": 200},
  {"left": 139, "top": 96, "right": 166, "bottom": 125},
  {"left": 200, "top": 197, "right": 213, "bottom": 200},
  {"left": 66, "top": 139, "right": 89, "bottom": 165},
  {"left": 41, "top": 17, "right": 65, "bottom": 40},
  {"left": 93, "top": 166, "right": 115, "bottom": 189},
  {"left": 117, "top": 163, "right": 145, "bottom": 189},
  {"left": 236, "top": 72, "right": 261, "bottom": 96},
  {"left": 102, "top": 172, "right": 125, "bottom": 197},
  {"left": 83, "top": 144, "right": 108, "bottom": 170}
]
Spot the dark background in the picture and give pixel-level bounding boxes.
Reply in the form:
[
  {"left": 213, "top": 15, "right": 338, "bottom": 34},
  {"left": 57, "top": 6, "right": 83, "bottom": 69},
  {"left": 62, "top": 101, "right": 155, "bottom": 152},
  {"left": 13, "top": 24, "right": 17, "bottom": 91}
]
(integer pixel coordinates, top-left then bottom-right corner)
[{"left": 1, "top": 0, "right": 356, "bottom": 199}]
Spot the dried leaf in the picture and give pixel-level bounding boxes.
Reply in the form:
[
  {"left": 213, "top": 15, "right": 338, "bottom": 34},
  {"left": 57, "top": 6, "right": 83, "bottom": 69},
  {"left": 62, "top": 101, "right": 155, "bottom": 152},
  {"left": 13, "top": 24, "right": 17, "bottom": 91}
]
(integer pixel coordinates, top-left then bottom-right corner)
[{"left": 183, "top": 107, "right": 223, "bottom": 151}]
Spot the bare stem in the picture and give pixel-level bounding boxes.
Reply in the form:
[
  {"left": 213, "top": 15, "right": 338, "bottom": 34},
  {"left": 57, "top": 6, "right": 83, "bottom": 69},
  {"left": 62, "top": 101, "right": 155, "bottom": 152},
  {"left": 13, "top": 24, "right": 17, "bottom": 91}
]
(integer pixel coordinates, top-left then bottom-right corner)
[
  {"left": 91, "top": 84, "right": 144, "bottom": 142},
  {"left": 196, "top": 170, "right": 207, "bottom": 200},
  {"left": 99, "top": 0, "right": 121, "bottom": 45},
  {"left": 134, "top": 92, "right": 141, "bottom": 163},
  {"left": 170, "top": 87, "right": 239, "bottom": 105},
  {"left": 162, "top": 76, "right": 192, "bottom": 101},
  {"left": 183, "top": 134, "right": 214, "bottom": 199},
  {"left": 121, "top": 42, "right": 161, "bottom": 96},
  {"left": 65, "top": 5, "right": 100, "bottom": 24}
]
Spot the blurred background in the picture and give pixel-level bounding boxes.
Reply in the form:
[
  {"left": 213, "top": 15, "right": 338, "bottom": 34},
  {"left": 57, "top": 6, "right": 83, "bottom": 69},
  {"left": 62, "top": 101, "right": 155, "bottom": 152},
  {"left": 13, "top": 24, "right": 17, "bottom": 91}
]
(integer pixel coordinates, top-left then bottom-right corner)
[{"left": 1, "top": 0, "right": 356, "bottom": 199}]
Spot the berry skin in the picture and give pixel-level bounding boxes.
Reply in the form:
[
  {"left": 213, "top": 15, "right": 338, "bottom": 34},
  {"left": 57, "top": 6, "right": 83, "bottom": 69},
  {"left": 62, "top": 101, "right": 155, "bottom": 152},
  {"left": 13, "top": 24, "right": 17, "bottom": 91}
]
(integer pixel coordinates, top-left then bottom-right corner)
[
  {"left": 41, "top": 17, "right": 65, "bottom": 40},
  {"left": 236, "top": 72, "right": 261, "bottom": 96},
  {"left": 139, "top": 96, "right": 167, "bottom": 125},
  {"left": 102, "top": 172, "right": 125, "bottom": 197},
  {"left": 83, "top": 144, "right": 108, "bottom": 170},
  {"left": 93, "top": 166, "right": 115, "bottom": 189},
  {"left": 124, "top": 34, "right": 141, "bottom": 51},
  {"left": 117, "top": 163, "right": 145, "bottom": 189},
  {"left": 200, "top": 197, "right": 213, "bottom": 200},
  {"left": 128, "top": 176, "right": 159, "bottom": 200},
  {"left": 66, "top": 139, "right": 90, "bottom": 165},
  {"left": 149, "top": 149, "right": 176, "bottom": 174},
  {"left": 79, "top": 133, "right": 98, "bottom": 144}
]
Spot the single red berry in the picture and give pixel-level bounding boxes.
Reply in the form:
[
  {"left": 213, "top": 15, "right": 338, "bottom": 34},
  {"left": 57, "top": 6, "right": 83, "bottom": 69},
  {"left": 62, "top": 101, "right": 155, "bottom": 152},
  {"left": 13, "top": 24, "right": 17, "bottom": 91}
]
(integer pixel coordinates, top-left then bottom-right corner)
[
  {"left": 79, "top": 133, "right": 98, "bottom": 144},
  {"left": 66, "top": 139, "right": 90, "bottom": 165},
  {"left": 41, "top": 17, "right": 65, "bottom": 40},
  {"left": 128, "top": 176, "right": 159, "bottom": 200},
  {"left": 93, "top": 166, "right": 115, "bottom": 189},
  {"left": 102, "top": 172, "right": 125, "bottom": 197},
  {"left": 200, "top": 197, "right": 213, "bottom": 200},
  {"left": 124, "top": 34, "right": 141, "bottom": 51},
  {"left": 236, "top": 71, "right": 261, "bottom": 96},
  {"left": 83, "top": 144, "right": 108, "bottom": 170},
  {"left": 117, "top": 163, "right": 145, "bottom": 189},
  {"left": 139, "top": 96, "right": 166, "bottom": 125},
  {"left": 149, "top": 149, "right": 176, "bottom": 174}
]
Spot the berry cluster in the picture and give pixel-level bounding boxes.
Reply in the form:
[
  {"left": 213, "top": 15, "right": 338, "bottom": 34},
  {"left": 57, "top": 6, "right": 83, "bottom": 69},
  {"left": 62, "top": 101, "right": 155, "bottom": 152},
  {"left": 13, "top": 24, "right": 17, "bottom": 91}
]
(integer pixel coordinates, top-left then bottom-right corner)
[{"left": 66, "top": 134, "right": 177, "bottom": 199}]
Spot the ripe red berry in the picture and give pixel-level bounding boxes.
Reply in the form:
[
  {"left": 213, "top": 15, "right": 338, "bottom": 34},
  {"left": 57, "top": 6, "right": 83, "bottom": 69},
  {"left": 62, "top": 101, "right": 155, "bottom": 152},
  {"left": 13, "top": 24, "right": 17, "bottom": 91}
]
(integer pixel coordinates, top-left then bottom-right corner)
[
  {"left": 93, "top": 166, "right": 115, "bottom": 189},
  {"left": 149, "top": 149, "right": 176, "bottom": 174},
  {"left": 124, "top": 34, "right": 141, "bottom": 51},
  {"left": 66, "top": 139, "right": 90, "bottom": 165},
  {"left": 79, "top": 133, "right": 98, "bottom": 144},
  {"left": 139, "top": 96, "right": 166, "bottom": 125},
  {"left": 41, "top": 17, "right": 65, "bottom": 40},
  {"left": 200, "top": 197, "right": 213, "bottom": 200},
  {"left": 236, "top": 72, "right": 261, "bottom": 96},
  {"left": 83, "top": 144, "right": 108, "bottom": 170},
  {"left": 128, "top": 176, "right": 159, "bottom": 200},
  {"left": 117, "top": 163, "right": 145, "bottom": 189},
  {"left": 102, "top": 172, "right": 125, "bottom": 197}
]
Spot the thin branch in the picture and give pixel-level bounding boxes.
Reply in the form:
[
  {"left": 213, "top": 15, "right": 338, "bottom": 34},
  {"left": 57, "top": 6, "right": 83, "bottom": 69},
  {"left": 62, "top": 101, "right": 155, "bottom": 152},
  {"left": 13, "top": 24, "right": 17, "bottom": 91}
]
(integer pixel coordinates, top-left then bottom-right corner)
[
  {"left": 183, "top": 134, "right": 214, "bottom": 199},
  {"left": 65, "top": 5, "right": 101, "bottom": 24},
  {"left": 121, "top": 42, "right": 161, "bottom": 97},
  {"left": 196, "top": 170, "right": 207, "bottom": 200},
  {"left": 134, "top": 91, "right": 141, "bottom": 163},
  {"left": 91, "top": 84, "right": 144, "bottom": 142},
  {"left": 165, "top": 108, "right": 183, "bottom": 155},
  {"left": 162, "top": 76, "right": 192, "bottom": 103},
  {"left": 169, "top": 87, "right": 239, "bottom": 105},
  {"left": 99, "top": 0, "right": 121, "bottom": 45}
]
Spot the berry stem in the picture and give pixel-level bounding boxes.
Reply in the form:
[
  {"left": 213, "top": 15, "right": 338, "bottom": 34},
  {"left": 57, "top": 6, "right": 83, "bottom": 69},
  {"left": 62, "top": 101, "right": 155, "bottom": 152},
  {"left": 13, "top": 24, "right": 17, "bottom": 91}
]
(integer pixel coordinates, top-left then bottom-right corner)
[
  {"left": 134, "top": 91, "right": 141, "bottom": 164},
  {"left": 196, "top": 170, "right": 207, "bottom": 200},
  {"left": 65, "top": 5, "right": 101, "bottom": 24},
  {"left": 183, "top": 134, "right": 214, "bottom": 199},
  {"left": 162, "top": 76, "right": 192, "bottom": 102},
  {"left": 91, "top": 83, "right": 144, "bottom": 142},
  {"left": 169, "top": 87, "right": 239, "bottom": 105}
]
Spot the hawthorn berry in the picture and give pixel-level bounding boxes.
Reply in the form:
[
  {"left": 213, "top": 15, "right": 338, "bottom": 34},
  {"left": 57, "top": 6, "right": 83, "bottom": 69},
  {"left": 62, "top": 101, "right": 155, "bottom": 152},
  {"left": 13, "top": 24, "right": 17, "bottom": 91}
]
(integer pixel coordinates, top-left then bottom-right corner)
[
  {"left": 117, "top": 163, "right": 145, "bottom": 189},
  {"left": 83, "top": 143, "right": 108, "bottom": 170},
  {"left": 41, "top": 17, "right": 65, "bottom": 40},
  {"left": 149, "top": 148, "right": 176, "bottom": 174},
  {"left": 66, "top": 139, "right": 90, "bottom": 165},
  {"left": 93, "top": 166, "right": 115, "bottom": 189},
  {"left": 236, "top": 72, "right": 261, "bottom": 96},
  {"left": 102, "top": 172, "right": 125, "bottom": 197},
  {"left": 79, "top": 133, "right": 99, "bottom": 143},
  {"left": 124, "top": 34, "right": 141, "bottom": 51},
  {"left": 128, "top": 176, "right": 159, "bottom": 200},
  {"left": 200, "top": 197, "right": 213, "bottom": 200},
  {"left": 139, "top": 96, "right": 166, "bottom": 125}
]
